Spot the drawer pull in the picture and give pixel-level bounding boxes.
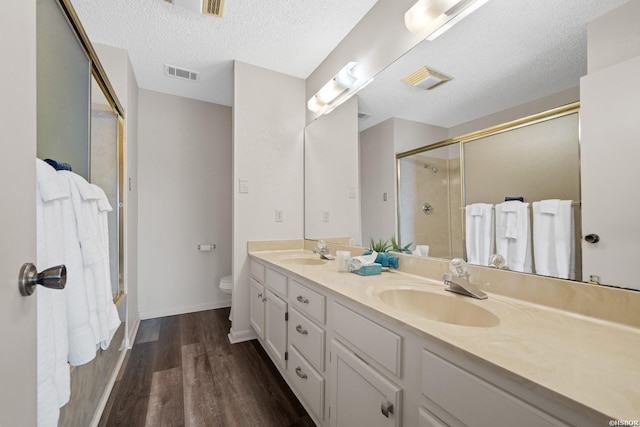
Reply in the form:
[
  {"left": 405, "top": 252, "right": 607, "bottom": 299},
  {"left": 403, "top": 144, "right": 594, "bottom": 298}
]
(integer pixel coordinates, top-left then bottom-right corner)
[
  {"left": 295, "top": 325, "right": 308, "bottom": 335},
  {"left": 381, "top": 401, "right": 394, "bottom": 418},
  {"left": 257, "top": 293, "right": 263, "bottom": 299},
  {"left": 296, "top": 295, "right": 310, "bottom": 304},
  {"left": 295, "top": 367, "right": 308, "bottom": 379}
]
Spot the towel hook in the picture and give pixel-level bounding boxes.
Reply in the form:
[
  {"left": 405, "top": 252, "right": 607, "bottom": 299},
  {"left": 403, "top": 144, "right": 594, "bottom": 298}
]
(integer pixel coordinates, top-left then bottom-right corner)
[{"left": 18, "top": 263, "right": 67, "bottom": 296}]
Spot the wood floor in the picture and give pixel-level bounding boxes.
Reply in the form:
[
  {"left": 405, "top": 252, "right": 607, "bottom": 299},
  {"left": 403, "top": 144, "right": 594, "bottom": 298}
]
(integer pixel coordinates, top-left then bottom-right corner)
[{"left": 99, "top": 308, "right": 315, "bottom": 427}]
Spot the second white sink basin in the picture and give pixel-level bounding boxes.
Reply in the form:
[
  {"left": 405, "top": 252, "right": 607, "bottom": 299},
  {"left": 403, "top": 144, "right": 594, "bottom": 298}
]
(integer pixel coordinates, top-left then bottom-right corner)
[
  {"left": 280, "top": 256, "right": 327, "bottom": 266},
  {"left": 368, "top": 285, "right": 500, "bottom": 327}
]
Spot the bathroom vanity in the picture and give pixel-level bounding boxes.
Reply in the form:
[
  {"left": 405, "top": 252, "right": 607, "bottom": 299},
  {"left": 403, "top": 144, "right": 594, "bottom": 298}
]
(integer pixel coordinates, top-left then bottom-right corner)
[{"left": 248, "top": 243, "right": 640, "bottom": 427}]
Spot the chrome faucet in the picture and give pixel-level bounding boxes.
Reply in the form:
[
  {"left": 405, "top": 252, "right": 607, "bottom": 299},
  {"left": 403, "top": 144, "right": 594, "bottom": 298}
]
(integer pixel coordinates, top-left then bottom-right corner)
[
  {"left": 443, "top": 259, "right": 487, "bottom": 300},
  {"left": 313, "top": 240, "right": 334, "bottom": 260}
]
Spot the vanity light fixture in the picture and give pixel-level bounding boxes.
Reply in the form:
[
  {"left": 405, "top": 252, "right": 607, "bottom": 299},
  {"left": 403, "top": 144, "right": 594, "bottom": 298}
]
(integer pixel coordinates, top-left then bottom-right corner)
[
  {"left": 307, "top": 62, "right": 373, "bottom": 115},
  {"left": 402, "top": 66, "right": 451, "bottom": 90},
  {"left": 405, "top": 0, "right": 489, "bottom": 40}
]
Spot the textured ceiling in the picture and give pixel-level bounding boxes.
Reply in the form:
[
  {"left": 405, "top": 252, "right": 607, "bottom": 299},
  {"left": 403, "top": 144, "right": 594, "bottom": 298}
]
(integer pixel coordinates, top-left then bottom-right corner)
[
  {"left": 72, "top": 0, "right": 631, "bottom": 129},
  {"left": 70, "top": 0, "right": 379, "bottom": 106},
  {"left": 357, "top": 0, "right": 632, "bottom": 129}
]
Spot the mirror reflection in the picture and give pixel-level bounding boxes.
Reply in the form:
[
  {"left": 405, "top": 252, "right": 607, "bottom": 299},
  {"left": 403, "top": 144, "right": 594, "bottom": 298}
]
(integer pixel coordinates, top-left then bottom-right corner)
[{"left": 397, "top": 107, "right": 581, "bottom": 281}]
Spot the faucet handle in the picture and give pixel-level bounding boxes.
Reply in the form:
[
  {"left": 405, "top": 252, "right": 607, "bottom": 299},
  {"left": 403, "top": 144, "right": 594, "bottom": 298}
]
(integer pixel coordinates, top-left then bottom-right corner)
[{"left": 449, "top": 258, "right": 468, "bottom": 278}]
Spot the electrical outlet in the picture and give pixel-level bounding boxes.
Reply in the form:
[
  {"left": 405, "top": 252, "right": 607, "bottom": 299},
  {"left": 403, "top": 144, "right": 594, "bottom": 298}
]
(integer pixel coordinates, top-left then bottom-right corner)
[
  {"left": 239, "top": 179, "right": 249, "bottom": 194},
  {"left": 348, "top": 187, "right": 356, "bottom": 199},
  {"left": 383, "top": 192, "right": 388, "bottom": 201},
  {"left": 322, "top": 211, "right": 330, "bottom": 222},
  {"left": 275, "top": 210, "right": 283, "bottom": 222}
]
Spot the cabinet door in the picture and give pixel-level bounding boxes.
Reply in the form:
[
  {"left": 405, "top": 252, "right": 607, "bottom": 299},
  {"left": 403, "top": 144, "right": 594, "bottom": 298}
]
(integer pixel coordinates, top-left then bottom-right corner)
[
  {"left": 419, "top": 407, "right": 449, "bottom": 427},
  {"left": 581, "top": 55, "right": 640, "bottom": 290},
  {"left": 249, "top": 278, "right": 265, "bottom": 339},
  {"left": 330, "top": 339, "right": 401, "bottom": 427},
  {"left": 265, "top": 290, "right": 287, "bottom": 369}
]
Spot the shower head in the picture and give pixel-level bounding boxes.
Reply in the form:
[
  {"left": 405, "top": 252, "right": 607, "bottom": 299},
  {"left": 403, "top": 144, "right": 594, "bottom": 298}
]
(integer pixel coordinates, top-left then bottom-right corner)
[{"left": 424, "top": 164, "right": 439, "bottom": 173}]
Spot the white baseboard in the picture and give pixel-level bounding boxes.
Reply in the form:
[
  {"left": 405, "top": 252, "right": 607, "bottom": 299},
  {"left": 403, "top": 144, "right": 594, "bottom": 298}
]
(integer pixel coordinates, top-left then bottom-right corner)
[
  {"left": 126, "top": 316, "right": 141, "bottom": 349},
  {"left": 88, "top": 344, "right": 128, "bottom": 427},
  {"left": 228, "top": 327, "right": 257, "bottom": 344},
  {"left": 139, "top": 299, "right": 231, "bottom": 320}
]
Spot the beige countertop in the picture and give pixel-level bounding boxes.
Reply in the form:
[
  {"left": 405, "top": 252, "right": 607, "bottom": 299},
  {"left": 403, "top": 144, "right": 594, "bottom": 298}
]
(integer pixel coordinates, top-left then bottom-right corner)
[{"left": 249, "top": 248, "right": 640, "bottom": 423}]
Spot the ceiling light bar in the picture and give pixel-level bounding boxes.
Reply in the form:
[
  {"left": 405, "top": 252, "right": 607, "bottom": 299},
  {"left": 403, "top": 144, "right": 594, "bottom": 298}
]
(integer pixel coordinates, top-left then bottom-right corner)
[
  {"left": 405, "top": 0, "right": 490, "bottom": 40},
  {"left": 307, "top": 62, "right": 373, "bottom": 116}
]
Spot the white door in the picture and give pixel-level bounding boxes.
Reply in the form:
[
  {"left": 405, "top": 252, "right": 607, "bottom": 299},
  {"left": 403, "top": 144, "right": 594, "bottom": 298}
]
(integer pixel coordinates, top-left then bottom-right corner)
[
  {"left": 265, "top": 290, "right": 287, "bottom": 369},
  {"left": 580, "top": 55, "right": 640, "bottom": 290},
  {"left": 330, "top": 339, "right": 401, "bottom": 427},
  {"left": 0, "top": 0, "right": 38, "bottom": 425},
  {"left": 249, "top": 278, "right": 265, "bottom": 339}
]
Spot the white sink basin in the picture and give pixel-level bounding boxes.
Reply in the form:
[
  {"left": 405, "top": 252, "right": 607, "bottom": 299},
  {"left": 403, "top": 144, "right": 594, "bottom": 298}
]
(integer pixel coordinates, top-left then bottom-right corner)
[
  {"left": 368, "top": 285, "right": 499, "bottom": 327},
  {"left": 280, "top": 256, "right": 327, "bottom": 266}
]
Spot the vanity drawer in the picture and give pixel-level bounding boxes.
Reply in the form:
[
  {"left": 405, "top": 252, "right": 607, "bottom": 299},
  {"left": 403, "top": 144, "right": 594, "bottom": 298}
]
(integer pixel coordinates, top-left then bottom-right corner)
[
  {"left": 422, "top": 350, "right": 568, "bottom": 427},
  {"left": 250, "top": 260, "right": 265, "bottom": 283},
  {"left": 289, "top": 280, "right": 325, "bottom": 324},
  {"left": 288, "top": 346, "right": 324, "bottom": 421},
  {"left": 333, "top": 302, "right": 401, "bottom": 377},
  {"left": 289, "top": 308, "right": 325, "bottom": 372},
  {"left": 265, "top": 267, "right": 287, "bottom": 297}
]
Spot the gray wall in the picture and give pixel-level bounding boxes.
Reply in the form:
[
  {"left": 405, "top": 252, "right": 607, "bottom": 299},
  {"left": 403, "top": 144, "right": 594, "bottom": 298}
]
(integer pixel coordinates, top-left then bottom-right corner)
[{"left": 137, "top": 89, "right": 233, "bottom": 319}]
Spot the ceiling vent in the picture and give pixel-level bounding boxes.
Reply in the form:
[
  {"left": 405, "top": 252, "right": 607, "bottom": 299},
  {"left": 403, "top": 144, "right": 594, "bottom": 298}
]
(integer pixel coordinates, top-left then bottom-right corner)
[
  {"left": 166, "top": 0, "right": 225, "bottom": 17},
  {"left": 402, "top": 66, "right": 452, "bottom": 90},
  {"left": 164, "top": 64, "right": 200, "bottom": 82},
  {"left": 358, "top": 112, "right": 372, "bottom": 120}
]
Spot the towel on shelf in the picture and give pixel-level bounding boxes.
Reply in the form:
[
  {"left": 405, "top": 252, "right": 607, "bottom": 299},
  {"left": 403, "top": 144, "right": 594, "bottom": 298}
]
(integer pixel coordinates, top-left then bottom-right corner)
[
  {"left": 62, "top": 171, "right": 121, "bottom": 351},
  {"left": 532, "top": 199, "right": 575, "bottom": 279},
  {"left": 465, "top": 203, "right": 494, "bottom": 266},
  {"left": 36, "top": 159, "right": 71, "bottom": 427},
  {"left": 43, "top": 158, "right": 72, "bottom": 171},
  {"left": 495, "top": 200, "right": 532, "bottom": 273}
]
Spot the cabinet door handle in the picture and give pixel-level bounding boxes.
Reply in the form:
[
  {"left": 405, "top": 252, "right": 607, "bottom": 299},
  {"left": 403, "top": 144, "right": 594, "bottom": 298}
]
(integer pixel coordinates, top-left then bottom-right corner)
[
  {"left": 295, "top": 367, "right": 307, "bottom": 379},
  {"left": 296, "top": 295, "right": 309, "bottom": 304},
  {"left": 257, "top": 293, "right": 263, "bottom": 299},
  {"left": 381, "top": 401, "right": 394, "bottom": 418},
  {"left": 295, "top": 325, "right": 308, "bottom": 335}
]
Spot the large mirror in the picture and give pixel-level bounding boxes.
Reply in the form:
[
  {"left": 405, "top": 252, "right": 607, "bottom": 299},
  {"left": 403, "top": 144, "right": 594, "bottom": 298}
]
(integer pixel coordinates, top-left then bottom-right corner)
[
  {"left": 397, "top": 105, "right": 581, "bottom": 281},
  {"left": 304, "top": 0, "right": 633, "bottom": 288}
]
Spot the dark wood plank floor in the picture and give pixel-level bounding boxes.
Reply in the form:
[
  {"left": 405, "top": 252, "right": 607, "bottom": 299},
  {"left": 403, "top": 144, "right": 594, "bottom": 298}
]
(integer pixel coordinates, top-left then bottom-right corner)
[{"left": 99, "top": 308, "right": 315, "bottom": 427}]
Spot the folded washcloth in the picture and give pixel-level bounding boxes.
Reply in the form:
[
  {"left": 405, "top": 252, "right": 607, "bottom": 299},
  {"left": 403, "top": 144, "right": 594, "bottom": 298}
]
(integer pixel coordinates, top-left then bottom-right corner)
[
  {"left": 374, "top": 252, "right": 399, "bottom": 269},
  {"left": 539, "top": 199, "right": 560, "bottom": 214}
]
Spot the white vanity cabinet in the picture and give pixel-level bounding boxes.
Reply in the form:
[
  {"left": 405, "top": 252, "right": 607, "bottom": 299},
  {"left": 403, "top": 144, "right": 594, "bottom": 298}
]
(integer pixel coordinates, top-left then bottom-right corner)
[
  {"left": 420, "top": 350, "right": 570, "bottom": 427},
  {"left": 248, "top": 254, "right": 604, "bottom": 427},
  {"left": 249, "top": 278, "right": 265, "bottom": 339},
  {"left": 287, "top": 278, "right": 327, "bottom": 421},
  {"left": 250, "top": 260, "right": 288, "bottom": 370}
]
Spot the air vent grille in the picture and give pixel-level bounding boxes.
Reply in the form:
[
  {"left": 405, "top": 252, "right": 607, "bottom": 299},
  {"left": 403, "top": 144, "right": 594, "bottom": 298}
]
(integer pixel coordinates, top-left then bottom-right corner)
[
  {"left": 165, "top": 64, "right": 200, "bottom": 82},
  {"left": 358, "top": 112, "right": 372, "bottom": 120},
  {"left": 203, "top": 0, "right": 224, "bottom": 16},
  {"left": 402, "top": 66, "right": 451, "bottom": 90}
]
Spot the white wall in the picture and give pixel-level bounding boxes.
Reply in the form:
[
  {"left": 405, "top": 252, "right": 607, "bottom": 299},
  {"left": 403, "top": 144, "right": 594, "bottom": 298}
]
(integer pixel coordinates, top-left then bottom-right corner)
[
  {"left": 360, "top": 118, "right": 396, "bottom": 244},
  {"left": 232, "top": 61, "right": 305, "bottom": 342},
  {"left": 587, "top": 0, "right": 640, "bottom": 74},
  {"left": 393, "top": 117, "right": 448, "bottom": 154},
  {"left": 138, "top": 89, "right": 232, "bottom": 318},
  {"left": 94, "top": 44, "right": 140, "bottom": 344}
]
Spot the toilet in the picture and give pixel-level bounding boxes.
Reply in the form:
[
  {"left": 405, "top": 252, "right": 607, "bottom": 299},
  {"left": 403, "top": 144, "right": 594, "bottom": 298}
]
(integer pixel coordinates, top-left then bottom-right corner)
[
  {"left": 220, "top": 275, "right": 233, "bottom": 320},
  {"left": 219, "top": 275, "right": 233, "bottom": 295}
]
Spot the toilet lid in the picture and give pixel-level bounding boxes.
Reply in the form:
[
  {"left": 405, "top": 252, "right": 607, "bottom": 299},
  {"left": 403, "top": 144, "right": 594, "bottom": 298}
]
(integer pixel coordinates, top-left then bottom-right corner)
[{"left": 220, "top": 275, "right": 233, "bottom": 290}]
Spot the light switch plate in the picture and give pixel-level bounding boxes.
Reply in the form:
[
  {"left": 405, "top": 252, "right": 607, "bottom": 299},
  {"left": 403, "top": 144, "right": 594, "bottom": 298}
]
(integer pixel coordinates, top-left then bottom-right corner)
[
  {"left": 239, "top": 179, "right": 249, "bottom": 194},
  {"left": 275, "top": 210, "right": 283, "bottom": 222}
]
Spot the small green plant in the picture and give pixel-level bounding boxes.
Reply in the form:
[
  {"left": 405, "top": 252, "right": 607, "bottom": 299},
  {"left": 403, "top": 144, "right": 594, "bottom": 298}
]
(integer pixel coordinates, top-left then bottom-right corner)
[
  {"left": 368, "top": 238, "right": 391, "bottom": 253},
  {"left": 390, "top": 236, "right": 412, "bottom": 253}
]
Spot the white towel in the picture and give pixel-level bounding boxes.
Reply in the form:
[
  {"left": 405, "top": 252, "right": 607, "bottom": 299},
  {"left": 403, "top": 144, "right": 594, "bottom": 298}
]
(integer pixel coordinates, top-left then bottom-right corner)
[
  {"left": 36, "top": 159, "right": 71, "bottom": 427},
  {"left": 533, "top": 200, "right": 575, "bottom": 279},
  {"left": 62, "top": 172, "right": 121, "bottom": 351},
  {"left": 495, "top": 201, "right": 532, "bottom": 273},
  {"left": 58, "top": 171, "right": 100, "bottom": 366},
  {"left": 465, "top": 203, "right": 494, "bottom": 266}
]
